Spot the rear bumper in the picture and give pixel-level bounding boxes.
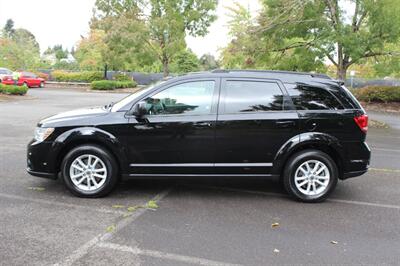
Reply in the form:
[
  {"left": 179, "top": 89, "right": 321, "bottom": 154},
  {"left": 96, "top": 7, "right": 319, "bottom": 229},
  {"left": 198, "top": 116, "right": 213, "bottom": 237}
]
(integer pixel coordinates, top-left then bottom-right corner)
[
  {"left": 341, "top": 141, "right": 370, "bottom": 179},
  {"left": 342, "top": 169, "right": 368, "bottom": 179}
]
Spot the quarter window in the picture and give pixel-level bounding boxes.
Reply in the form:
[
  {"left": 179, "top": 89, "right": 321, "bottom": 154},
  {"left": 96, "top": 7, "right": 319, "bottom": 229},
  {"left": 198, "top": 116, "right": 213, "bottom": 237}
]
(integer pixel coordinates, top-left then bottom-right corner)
[
  {"left": 286, "top": 85, "right": 344, "bottom": 110},
  {"left": 144, "top": 81, "right": 215, "bottom": 116},
  {"left": 223, "top": 80, "right": 284, "bottom": 113}
]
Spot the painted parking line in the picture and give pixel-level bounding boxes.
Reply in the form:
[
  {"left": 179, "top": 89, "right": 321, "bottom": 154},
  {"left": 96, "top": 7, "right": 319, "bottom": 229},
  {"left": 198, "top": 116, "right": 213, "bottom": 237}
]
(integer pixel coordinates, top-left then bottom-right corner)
[
  {"left": 0, "top": 192, "right": 124, "bottom": 215},
  {"left": 370, "top": 167, "right": 400, "bottom": 173},
  {"left": 189, "top": 185, "right": 400, "bottom": 211},
  {"left": 372, "top": 147, "right": 400, "bottom": 153},
  {"left": 97, "top": 242, "right": 241, "bottom": 266},
  {"left": 54, "top": 187, "right": 173, "bottom": 266}
]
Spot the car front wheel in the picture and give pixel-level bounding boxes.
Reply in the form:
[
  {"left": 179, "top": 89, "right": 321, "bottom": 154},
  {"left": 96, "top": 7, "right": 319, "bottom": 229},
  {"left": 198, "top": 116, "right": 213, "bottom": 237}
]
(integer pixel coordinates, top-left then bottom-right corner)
[
  {"left": 61, "top": 145, "right": 118, "bottom": 197},
  {"left": 283, "top": 150, "right": 338, "bottom": 203}
]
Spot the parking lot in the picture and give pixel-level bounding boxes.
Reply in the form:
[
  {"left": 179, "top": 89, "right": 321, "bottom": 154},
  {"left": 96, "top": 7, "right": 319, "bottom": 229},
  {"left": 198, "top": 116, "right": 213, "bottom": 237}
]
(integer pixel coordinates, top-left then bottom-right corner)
[{"left": 1, "top": 87, "right": 400, "bottom": 266}]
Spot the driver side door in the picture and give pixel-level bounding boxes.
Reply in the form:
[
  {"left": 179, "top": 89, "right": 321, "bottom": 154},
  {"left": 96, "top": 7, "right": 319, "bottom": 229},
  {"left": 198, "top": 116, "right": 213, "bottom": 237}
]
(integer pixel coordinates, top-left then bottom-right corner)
[{"left": 127, "top": 78, "right": 220, "bottom": 175}]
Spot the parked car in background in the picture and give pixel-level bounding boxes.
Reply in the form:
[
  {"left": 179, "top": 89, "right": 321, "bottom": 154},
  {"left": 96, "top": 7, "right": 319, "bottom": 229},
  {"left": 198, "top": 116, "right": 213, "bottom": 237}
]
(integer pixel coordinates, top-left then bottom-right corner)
[
  {"left": 0, "top": 67, "right": 13, "bottom": 83},
  {"left": 2, "top": 71, "right": 45, "bottom": 88}
]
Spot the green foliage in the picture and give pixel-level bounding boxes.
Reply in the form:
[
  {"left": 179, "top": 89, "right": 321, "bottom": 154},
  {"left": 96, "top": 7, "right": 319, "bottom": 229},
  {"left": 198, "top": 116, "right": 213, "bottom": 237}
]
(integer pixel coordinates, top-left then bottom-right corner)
[
  {"left": 44, "top": 45, "right": 69, "bottom": 60},
  {"left": 255, "top": 0, "right": 400, "bottom": 79},
  {"left": 113, "top": 73, "right": 132, "bottom": 81},
  {"left": 220, "top": 3, "right": 326, "bottom": 73},
  {"left": 52, "top": 71, "right": 104, "bottom": 82},
  {"left": 91, "top": 80, "right": 137, "bottom": 90},
  {"left": 200, "top": 54, "right": 219, "bottom": 71},
  {"left": 2, "top": 19, "right": 15, "bottom": 38},
  {"left": 0, "top": 22, "right": 42, "bottom": 70},
  {"left": 170, "top": 50, "right": 200, "bottom": 73},
  {"left": 92, "top": 0, "right": 218, "bottom": 76},
  {"left": 0, "top": 84, "right": 28, "bottom": 95},
  {"left": 353, "top": 86, "right": 400, "bottom": 103},
  {"left": 75, "top": 29, "right": 108, "bottom": 71}
]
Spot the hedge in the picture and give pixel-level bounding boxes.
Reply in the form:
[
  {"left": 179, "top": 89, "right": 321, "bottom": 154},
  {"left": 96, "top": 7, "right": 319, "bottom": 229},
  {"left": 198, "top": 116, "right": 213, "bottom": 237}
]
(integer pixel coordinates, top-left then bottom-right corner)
[
  {"left": 90, "top": 80, "right": 137, "bottom": 90},
  {"left": 0, "top": 84, "right": 28, "bottom": 95},
  {"left": 352, "top": 86, "right": 400, "bottom": 103},
  {"left": 113, "top": 73, "right": 132, "bottom": 81},
  {"left": 52, "top": 70, "right": 103, "bottom": 82}
]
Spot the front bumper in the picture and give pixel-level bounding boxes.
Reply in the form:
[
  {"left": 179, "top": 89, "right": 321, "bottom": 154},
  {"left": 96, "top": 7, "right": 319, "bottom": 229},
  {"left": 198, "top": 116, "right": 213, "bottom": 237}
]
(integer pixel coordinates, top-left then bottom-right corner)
[{"left": 27, "top": 139, "right": 58, "bottom": 179}]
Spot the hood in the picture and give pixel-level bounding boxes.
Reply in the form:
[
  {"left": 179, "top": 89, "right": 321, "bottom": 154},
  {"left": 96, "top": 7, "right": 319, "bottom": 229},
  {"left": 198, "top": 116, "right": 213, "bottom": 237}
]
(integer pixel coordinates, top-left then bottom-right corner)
[{"left": 39, "top": 106, "right": 108, "bottom": 127}]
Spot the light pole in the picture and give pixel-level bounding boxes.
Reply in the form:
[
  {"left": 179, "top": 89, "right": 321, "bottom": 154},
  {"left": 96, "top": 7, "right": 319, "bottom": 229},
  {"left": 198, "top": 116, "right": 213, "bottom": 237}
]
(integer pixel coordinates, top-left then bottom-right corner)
[{"left": 350, "top": 70, "right": 356, "bottom": 89}]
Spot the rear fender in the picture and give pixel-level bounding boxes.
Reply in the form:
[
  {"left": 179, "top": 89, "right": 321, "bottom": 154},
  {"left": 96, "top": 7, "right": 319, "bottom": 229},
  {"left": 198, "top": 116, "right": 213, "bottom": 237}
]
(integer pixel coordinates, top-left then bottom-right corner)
[{"left": 272, "top": 132, "right": 345, "bottom": 176}]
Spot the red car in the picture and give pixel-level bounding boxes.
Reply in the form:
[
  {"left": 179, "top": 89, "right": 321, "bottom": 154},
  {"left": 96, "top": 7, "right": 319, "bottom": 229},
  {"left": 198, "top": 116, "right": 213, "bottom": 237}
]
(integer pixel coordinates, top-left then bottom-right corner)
[{"left": 2, "top": 72, "right": 45, "bottom": 88}]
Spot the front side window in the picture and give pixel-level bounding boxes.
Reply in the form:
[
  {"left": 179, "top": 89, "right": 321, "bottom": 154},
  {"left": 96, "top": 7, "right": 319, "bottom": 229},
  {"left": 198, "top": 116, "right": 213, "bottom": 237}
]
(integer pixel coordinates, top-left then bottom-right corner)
[
  {"left": 286, "top": 84, "right": 344, "bottom": 110},
  {"left": 144, "top": 81, "right": 215, "bottom": 116},
  {"left": 223, "top": 80, "right": 284, "bottom": 113}
]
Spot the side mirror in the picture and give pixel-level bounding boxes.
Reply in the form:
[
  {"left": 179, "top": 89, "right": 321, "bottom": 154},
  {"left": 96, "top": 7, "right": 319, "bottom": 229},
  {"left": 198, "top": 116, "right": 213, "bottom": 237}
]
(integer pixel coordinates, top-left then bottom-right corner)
[{"left": 132, "top": 101, "right": 147, "bottom": 117}]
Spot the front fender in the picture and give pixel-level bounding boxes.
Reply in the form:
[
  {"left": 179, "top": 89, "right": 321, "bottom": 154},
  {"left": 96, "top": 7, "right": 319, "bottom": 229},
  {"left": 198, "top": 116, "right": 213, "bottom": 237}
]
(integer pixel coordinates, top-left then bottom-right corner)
[
  {"left": 49, "top": 127, "right": 129, "bottom": 174},
  {"left": 272, "top": 132, "right": 345, "bottom": 175}
]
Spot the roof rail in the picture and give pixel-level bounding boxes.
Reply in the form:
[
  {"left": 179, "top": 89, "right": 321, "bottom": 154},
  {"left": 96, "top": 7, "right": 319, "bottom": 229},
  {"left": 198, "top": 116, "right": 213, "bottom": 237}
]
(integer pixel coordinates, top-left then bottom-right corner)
[{"left": 211, "top": 69, "right": 331, "bottom": 79}]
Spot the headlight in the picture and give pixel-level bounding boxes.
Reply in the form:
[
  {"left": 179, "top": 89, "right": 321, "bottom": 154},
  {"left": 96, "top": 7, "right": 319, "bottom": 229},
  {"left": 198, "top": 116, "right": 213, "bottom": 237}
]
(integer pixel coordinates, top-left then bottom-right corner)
[{"left": 34, "top": 127, "right": 54, "bottom": 142}]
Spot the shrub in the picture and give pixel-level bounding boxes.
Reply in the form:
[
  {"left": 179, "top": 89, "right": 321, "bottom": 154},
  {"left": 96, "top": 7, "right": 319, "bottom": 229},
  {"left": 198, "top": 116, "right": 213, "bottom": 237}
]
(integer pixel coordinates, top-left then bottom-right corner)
[
  {"left": 90, "top": 80, "right": 137, "bottom": 90},
  {"left": 34, "top": 72, "right": 49, "bottom": 80},
  {"left": 52, "top": 70, "right": 103, "bottom": 82},
  {"left": 0, "top": 84, "right": 28, "bottom": 95},
  {"left": 352, "top": 86, "right": 400, "bottom": 103},
  {"left": 113, "top": 73, "right": 132, "bottom": 81}
]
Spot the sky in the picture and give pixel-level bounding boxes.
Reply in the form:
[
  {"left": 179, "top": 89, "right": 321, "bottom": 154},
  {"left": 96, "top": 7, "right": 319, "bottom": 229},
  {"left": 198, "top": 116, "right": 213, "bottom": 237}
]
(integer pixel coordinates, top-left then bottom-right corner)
[{"left": 0, "top": 0, "right": 261, "bottom": 58}]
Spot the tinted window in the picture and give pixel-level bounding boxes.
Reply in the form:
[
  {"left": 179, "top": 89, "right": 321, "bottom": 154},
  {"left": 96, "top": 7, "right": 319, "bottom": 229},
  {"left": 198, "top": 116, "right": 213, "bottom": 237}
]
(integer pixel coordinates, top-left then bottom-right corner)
[
  {"left": 223, "top": 81, "right": 283, "bottom": 113},
  {"left": 286, "top": 84, "right": 344, "bottom": 110},
  {"left": 145, "top": 81, "right": 215, "bottom": 116}
]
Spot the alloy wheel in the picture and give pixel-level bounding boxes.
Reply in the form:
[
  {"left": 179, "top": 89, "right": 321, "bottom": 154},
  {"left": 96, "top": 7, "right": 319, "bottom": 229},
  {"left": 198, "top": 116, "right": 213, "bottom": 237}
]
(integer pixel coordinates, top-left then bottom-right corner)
[
  {"left": 294, "top": 160, "right": 330, "bottom": 196},
  {"left": 69, "top": 154, "right": 107, "bottom": 191}
]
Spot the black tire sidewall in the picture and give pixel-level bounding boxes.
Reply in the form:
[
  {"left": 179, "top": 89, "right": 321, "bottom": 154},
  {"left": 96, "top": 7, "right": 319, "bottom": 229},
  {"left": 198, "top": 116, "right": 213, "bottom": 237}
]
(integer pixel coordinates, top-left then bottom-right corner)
[
  {"left": 283, "top": 150, "right": 338, "bottom": 203},
  {"left": 62, "top": 145, "right": 118, "bottom": 198}
]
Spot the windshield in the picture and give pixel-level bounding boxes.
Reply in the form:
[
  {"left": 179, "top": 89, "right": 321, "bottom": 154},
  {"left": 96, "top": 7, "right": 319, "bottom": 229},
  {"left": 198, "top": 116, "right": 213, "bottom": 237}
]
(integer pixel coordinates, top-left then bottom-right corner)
[{"left": 111, "top": 81, "right": 165, "bottom": 112}]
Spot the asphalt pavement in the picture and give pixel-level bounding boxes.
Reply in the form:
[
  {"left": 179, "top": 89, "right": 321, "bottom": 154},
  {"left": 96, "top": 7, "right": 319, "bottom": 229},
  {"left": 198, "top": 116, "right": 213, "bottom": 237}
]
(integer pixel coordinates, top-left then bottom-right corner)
[{"left": 0, "top": 87, "right": 399, "bottom": 266}]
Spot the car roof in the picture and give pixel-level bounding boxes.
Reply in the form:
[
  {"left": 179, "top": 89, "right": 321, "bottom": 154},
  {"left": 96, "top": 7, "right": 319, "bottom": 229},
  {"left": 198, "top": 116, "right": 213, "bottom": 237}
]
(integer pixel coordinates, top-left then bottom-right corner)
[{"left": 167, "top": 69, "right": 339, "bottom": 86}]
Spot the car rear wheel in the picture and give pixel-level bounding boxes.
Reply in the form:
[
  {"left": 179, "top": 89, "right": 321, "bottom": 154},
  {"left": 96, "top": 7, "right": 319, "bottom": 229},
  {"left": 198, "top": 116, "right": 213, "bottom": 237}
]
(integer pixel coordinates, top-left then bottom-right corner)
[
  {"left": 39, "top": 81, "right": 44, "bottom": 88},
  {"left": 23, "top": 82, "right": 29, "bottom": 88},
  {"left": 283, "top": 150, "right": 338, "bottom": 203},
  {"left": 61, "top": 145, "right": 118, "bottom": 197}
]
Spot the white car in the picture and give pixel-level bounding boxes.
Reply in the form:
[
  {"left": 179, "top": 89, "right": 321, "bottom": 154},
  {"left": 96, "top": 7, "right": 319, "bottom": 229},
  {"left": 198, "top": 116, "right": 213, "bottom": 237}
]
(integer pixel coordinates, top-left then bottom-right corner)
[{"left": 0, "top": 68, "right": 13, "bottom": 83}]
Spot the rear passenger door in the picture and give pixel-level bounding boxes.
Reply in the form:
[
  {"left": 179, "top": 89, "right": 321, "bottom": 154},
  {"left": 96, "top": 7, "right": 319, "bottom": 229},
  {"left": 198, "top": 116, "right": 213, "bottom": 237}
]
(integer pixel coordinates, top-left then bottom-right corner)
[{"left": 215, "top": 78, "right": 299, "bottom": 175}]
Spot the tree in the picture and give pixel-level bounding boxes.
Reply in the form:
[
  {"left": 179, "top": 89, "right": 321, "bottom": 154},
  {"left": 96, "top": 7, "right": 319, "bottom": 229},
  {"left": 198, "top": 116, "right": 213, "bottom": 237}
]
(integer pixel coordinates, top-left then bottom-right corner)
[
  {"left": 220, "top": 2, "right": 325, "bottom": 72},
  {"left": 3, "top": 19, "right": 15, "bottom": 38},
  {"left": 170, "top": 49, "right": 200, "bottom": 73},
  {"left": 92, "top": 0, "right": 218, "bottom": 76},
  {"left": 258, "top": 0, "right": 400, "bottom": 79},
  {"left": 75, "top": 29, "right": 108, "bottom": 70},
  {"left": 200, "top": 54, "right": 219, "bottom": 70},
  {"left": 0, "top": 22, "right": 41, "bottom": 70}
]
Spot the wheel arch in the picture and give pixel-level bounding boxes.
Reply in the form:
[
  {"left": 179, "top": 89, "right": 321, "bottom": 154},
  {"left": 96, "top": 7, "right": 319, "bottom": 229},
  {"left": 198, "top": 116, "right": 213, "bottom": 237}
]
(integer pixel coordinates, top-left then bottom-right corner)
[
  {"left": 51, "top": 127, "right": 129, "bottom": 177},
  {"left": 273, "top": 132, "right": 345, "bottom": 179}
]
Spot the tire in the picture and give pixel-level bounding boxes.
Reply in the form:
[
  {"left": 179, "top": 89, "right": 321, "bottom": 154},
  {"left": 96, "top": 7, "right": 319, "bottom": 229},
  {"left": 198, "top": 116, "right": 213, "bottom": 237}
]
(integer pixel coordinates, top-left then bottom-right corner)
[
  {"left": 283, "top": 150, "right": 338, "bottom": 203},
  {"left": 24, "top": 82, "right": 29, "bottom": 88},
  {"left": 39, "top": 81, "right": 44, "bottom": 88},
  {"left": 61, "top": 145, "right": 119, "bottom": 198}
]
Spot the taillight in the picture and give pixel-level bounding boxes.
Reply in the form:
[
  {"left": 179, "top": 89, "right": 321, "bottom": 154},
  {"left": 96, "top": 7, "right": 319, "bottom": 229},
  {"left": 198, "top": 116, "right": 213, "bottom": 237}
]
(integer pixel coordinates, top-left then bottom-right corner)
[{"left": 354, "top": 114, "right": 368, "bottom": 133}]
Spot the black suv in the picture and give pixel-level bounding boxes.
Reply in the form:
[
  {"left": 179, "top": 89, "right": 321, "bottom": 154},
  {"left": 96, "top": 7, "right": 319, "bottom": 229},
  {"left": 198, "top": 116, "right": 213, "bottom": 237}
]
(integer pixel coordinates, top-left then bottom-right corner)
[{"left": 27, "top": 70, "right": 370, "bottom": 202}]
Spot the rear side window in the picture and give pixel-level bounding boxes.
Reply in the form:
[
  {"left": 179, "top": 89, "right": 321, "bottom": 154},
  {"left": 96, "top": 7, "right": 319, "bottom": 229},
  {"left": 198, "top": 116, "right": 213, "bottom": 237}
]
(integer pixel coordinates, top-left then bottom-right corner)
[
  {"left": 222, "top": 80, "right": 284, "bottom": 113},
  {"left": 285, "top": 84, "right": 344, "bottom": 110}
]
